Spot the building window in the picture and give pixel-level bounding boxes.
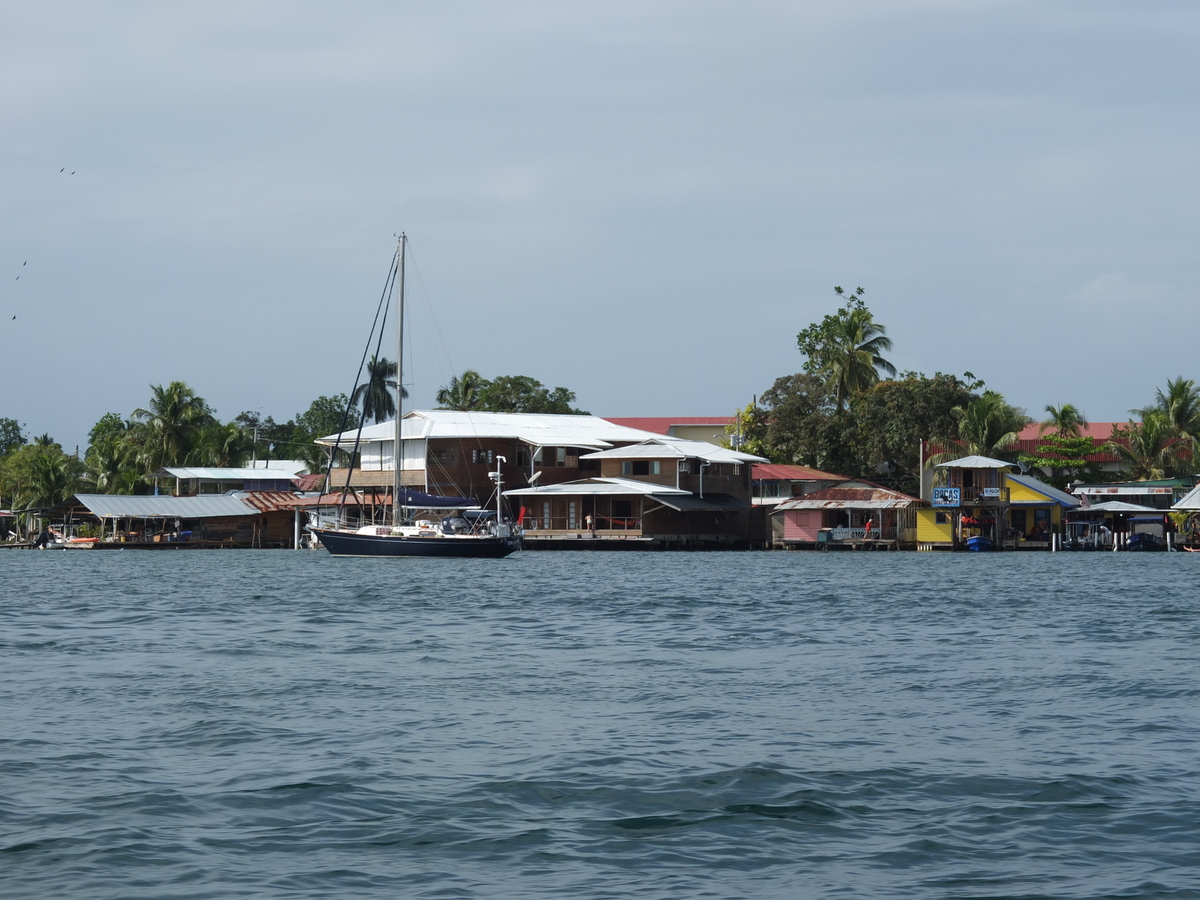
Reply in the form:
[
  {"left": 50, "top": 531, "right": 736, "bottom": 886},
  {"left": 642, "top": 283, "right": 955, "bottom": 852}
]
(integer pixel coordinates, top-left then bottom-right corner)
[
  {"left": 754, "top": 481, "right": 779, "bottom": 498},
  {"left": 472, "top": 449, "right": 493, "bottom": 465},
  {"left": 936, "top": 512, "right": 950, "bottom": 524},
  {"left": 515, "top": 446, "right": 530, "bottom": 467},
  {"left": 430, "top": 447, "right": 457, "bottom": 466},
  {"left": 621, "top": 460, "right": 661, "bottom": 476}
]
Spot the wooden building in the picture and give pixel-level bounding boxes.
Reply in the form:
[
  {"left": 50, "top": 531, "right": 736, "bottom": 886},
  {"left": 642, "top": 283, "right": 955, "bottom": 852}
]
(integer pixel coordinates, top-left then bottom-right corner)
[{"left": 771, "top": 481, "right": 923, "bottom": 550}]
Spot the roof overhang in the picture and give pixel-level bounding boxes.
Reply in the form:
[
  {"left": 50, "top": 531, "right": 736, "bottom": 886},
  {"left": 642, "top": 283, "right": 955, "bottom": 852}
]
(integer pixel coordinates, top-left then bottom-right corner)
[
  {"left": 936, "top": 455, "right": 1012, "bottom": 469},
  {"left": 505, "top": 477, "right": 689, "bottom": 497},
  {"left": 650, "top": 493, "right": 749, "bottom": 512}
]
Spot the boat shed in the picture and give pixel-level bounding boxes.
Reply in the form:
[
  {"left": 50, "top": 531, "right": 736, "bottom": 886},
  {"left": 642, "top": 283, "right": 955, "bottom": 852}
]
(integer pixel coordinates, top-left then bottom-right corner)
[{"left": 60, "top": 493, "right": 289, "bottom": 547}]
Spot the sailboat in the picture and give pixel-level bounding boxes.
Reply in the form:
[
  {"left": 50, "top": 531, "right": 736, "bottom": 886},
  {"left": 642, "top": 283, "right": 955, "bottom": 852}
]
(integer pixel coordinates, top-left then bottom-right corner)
[{"left": 307, "top": 235, "right": 521, "bottom": 559}]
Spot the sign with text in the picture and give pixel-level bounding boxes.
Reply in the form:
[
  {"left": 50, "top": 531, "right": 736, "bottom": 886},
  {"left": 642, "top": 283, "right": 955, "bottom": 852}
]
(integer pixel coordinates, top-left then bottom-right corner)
[
  {"left": 932, "top": 487, "right": 961, "bottom": 508},
  {"left": 981, "top": 487, "right": 1001, "bottom": 498}
]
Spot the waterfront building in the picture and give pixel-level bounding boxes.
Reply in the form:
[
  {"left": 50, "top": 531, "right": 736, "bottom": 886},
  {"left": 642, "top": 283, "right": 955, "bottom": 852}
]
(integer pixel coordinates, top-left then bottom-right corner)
[
  {"left": 770, "top": 481, "right": 923, "bottom": 550},
  {"left": 916, "top": 456, "right": 1080, "bottom": 550},
  {"left": 503, "top": 437, "right": 766, "bottom": 549}
]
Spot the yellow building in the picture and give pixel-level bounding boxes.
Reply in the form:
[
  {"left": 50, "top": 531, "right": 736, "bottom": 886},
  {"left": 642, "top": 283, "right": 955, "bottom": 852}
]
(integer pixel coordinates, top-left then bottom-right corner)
[{"left": 916, "top": 456, "right": 1080, "bottom": 550}]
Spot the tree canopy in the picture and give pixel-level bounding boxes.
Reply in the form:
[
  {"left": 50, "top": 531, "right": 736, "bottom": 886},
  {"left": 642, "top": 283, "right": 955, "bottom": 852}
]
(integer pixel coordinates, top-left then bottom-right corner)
[
  {"left": 0, "top": 417, "right": 26, "bottom": 456},
  {"left": 435, "top": 372, "right": 589, "bottom": 414},
  {"left": 796, "top": 288, "right": 895, "bottom": 412}
]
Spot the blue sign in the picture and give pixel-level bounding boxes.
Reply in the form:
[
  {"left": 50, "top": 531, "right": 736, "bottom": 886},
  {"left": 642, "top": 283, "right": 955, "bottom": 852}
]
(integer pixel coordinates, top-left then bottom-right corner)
[{"left": 932, "top": 487, "right": 961, "bottom": 508}]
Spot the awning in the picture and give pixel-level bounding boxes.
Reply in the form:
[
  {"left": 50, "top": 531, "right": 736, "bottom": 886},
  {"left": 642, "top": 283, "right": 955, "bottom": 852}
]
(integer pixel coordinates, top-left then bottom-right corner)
[{"left": 649, "top": 493, "right": 748, "bottom": 512}]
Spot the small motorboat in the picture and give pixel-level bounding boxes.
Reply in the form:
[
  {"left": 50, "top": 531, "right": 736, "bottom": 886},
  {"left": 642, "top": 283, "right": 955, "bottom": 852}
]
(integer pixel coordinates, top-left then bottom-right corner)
[{"left": 966, "top": 535, "right": 994, "bottom": 552}]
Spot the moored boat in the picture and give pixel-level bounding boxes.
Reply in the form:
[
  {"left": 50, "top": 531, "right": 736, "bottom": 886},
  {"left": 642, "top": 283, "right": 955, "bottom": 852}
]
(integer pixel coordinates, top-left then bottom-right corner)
[
  {"left": 308, "top": 235, "right": 521, "bottom": 559},
  {"left": 965, "top": 534, "right": 994, "bottom": 552}
]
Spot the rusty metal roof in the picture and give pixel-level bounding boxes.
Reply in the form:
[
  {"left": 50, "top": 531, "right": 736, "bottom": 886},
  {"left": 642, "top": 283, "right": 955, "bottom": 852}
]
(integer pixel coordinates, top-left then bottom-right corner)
[
  {"left": 752, "top": 463, "right": 848, "bottom": 482},
  {"left": 231, "top": 491, "right": 305, "bottom": 513},
  {"left": 775, "top": 485, "right": 922, "bottom": 511}
]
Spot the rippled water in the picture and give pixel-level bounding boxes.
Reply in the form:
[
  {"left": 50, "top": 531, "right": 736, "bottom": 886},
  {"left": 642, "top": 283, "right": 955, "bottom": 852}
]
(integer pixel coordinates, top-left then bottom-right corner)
[{"left": 2, "top": 550, "right": 1199, "bottom": 898}]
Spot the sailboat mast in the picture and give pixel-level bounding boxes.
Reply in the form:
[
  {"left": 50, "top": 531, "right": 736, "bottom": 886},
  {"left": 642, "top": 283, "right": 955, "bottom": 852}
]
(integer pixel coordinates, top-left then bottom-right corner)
[{"left": 393, "top": 233, "right": 406, "bottom": 526}]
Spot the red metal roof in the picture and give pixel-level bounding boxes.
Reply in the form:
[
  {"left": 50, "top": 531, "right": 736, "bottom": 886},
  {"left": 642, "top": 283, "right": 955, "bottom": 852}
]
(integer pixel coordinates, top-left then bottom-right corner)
[
  {"left": 1016, "top": 422, "right": 1122, "bottom": 441},
  {"left": 236, "top": 491, "right": 307, "bottom": 513},
  {"left": 294, "top": 472, "right": 326, "bottom": 492},
  {"left": 287, "top": 490, "right": 394, "bottom": 508},
  {"left": 752, "top": 463, "right": 848, "bottom": 482},
  {"left": 1012, "top": 422, "right": 1125, "bottom": 463},
  {"left": 602, "top": 416, "right": 735, "bottom": 434}
]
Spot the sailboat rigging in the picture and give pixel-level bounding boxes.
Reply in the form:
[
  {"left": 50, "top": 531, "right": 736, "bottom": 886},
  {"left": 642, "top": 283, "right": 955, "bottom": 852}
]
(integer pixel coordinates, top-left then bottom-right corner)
[{"left": 307, "top": 235, "right": 521, "bottom": 558}]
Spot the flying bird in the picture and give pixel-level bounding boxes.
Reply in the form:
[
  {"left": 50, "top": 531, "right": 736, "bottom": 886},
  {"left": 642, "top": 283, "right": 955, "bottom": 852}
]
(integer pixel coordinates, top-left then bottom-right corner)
[{"left": 60, "top": 168, "right": 64, "bottom": 172}]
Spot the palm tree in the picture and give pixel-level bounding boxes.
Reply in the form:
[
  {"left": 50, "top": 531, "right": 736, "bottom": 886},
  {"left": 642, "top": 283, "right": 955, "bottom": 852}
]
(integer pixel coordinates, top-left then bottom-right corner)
[
  {"left": 928, "top": 391, "right": 1031, "bottom": 464},
  {"left": 21, "top": 446, "right": 87, "bottom": 509},
  {"left": 1041, "top": 403, "right": 1087, "bottom": 438},
  {"left": 86, "top": 433, "right": 136, "bottom": 493},
  {"left": 1144, "top": 377, "right": 1200, "bottom": 441},
  {"left": 1108, "top": 411, "right": 1181, "bottom": 481},
  {"left": 436, "top": 370, "right": 486, "bottom": 410},
  {"left": 131, "top": 382, "right": 215, "bottom": 472},
  {"left": 823, "top": 302, "right": 896, "bottom": 411},
  {"left": 352, "top": 356, "right": 407, "bottom": 424},
  {"left": 190, "top": 422, "right": 254, "bottom": 468}
]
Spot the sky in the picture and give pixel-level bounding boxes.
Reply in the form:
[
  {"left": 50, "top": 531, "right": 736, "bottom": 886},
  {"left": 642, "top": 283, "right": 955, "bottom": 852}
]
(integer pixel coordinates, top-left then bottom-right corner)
[{"left": 2, "top": 1, "right": 1197, "bottom": 452}]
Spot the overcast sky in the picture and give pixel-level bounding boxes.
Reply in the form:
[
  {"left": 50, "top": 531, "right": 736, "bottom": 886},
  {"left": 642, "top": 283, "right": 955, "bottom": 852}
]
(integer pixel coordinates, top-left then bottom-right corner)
[{"left": 2, "top": 1, "right": 1197, "bottom": 451}]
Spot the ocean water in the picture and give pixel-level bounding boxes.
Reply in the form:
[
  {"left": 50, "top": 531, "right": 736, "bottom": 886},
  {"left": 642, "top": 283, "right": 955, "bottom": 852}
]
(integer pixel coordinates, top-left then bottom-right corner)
[{"left": 2, "top": 550, "right": 1199, "bottom": 899}]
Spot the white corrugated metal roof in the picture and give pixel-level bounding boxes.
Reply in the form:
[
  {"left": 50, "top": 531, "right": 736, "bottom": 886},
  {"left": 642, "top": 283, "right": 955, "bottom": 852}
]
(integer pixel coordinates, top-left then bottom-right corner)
[
  {"left": 72, "top": 494, "right": 258, "bottom": 519},
  {"left": 1077, "top": 500, "right": 1159, "bottom": 513},
  {"left": 159, "top": 467, "right": 300, "bottom": 481},
  {"left": 318, "top": 410, "right": 669, "bottom": 449},
  {"left": 504, "top": 477, "right": 689, "bottom": 497},
  {"left": 580, "top": 439, "right": 765, "bottom": 464},
  {"left": 936, "top": 455, "right": 1012, "bottom": 469},
  {"left": 1076, "top": 484, "right": 1177, "bottom": 495},
  {"left": 1172, "top": 485, "right": 1200, "bottom": 510}
]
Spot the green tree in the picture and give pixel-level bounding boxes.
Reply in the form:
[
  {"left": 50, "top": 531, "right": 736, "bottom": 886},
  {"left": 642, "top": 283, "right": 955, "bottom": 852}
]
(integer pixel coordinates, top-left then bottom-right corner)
[
  {"left": 931, "top": 391, "right": 1030, "bottom": 463},
  {"left": 351, "top": 355, "right": 406, "bottom": 424},
  {"left": 476, "top": 375, "right": 588, "bottom": 414},
  {"left": 280, "top": 394, "right": 358, "bottom": 471},
  {"left": 436, "top": 370, "right": 486, "bottom": 411},
  {"left": 1143, "top": 377, "right": 1200, "bottom": 440},
  {"left": 1041, "top": 403, "right": 1088, "bottom": 438},
  {"left": 1107, "top": 412, "right": 1184, "bottom": 481},
  {"left": 724, "top": 403, "right": 772, "bottom": 459},
  {"left": 796, "top": 288, "right": 895, "bottom": 412},
  {"left": 84, "top": 412, "right": 144, "bottom": 494},
  {"left": 295, "top": 394, "right": 355, "bottom": 441},
  {"left": 3, "top": 443, "right": 87, "bottom": 510},
  {"left": 851, "top": 372, "right": 979, "bottom": 494},
  {"left": 192, "top": 422, "right": 254, "bottom": 468},
  {"left": 131, "top": 382, "right": 216, "bottom": 472},
  {"left": 1019, "top": 434, "right": 1102, "bottom": 488},
  {"left": 0, "top": 417, "right": 26, "bottom": 456},
  {"left": 752, "top": 373, "right": 863, "bottom": 473}
]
